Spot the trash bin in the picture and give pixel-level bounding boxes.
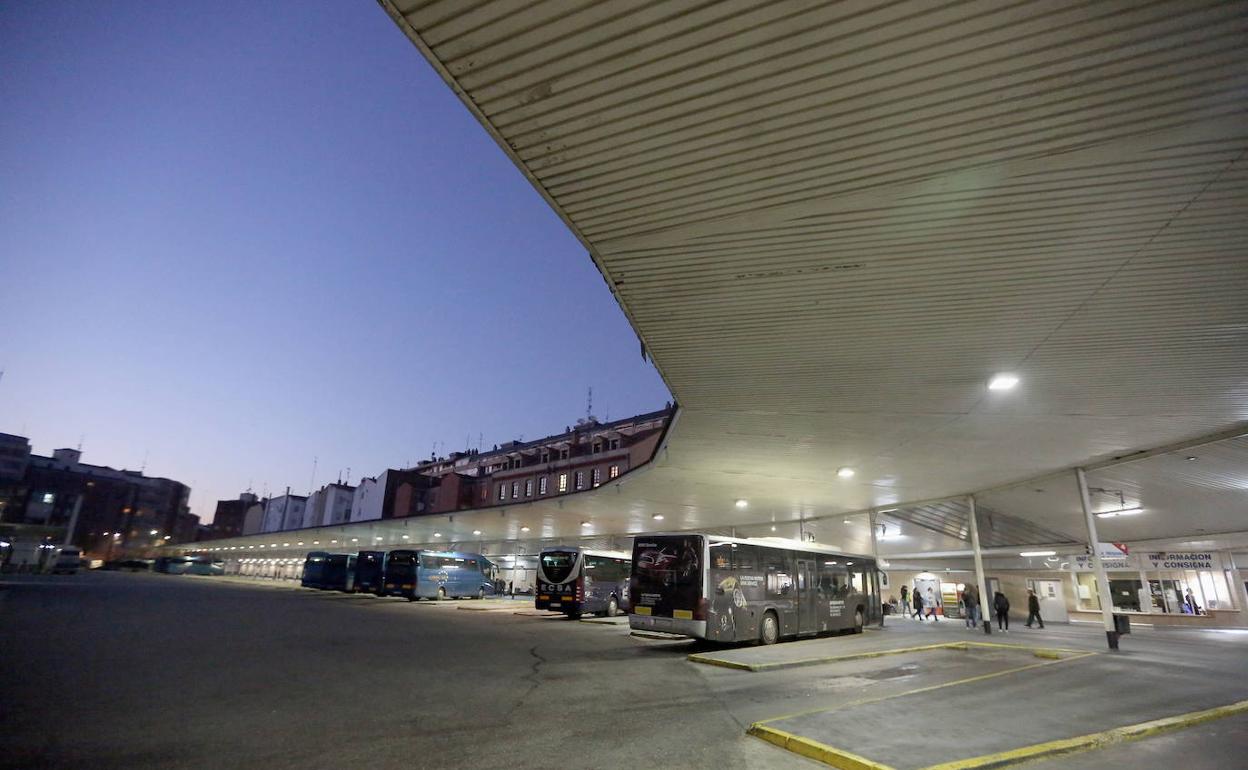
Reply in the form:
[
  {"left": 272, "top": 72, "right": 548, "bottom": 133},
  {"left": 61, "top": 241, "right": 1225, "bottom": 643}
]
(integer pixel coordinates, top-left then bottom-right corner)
[{"left": 1113, "top": 613, "right": 1131, "bottom": 635}]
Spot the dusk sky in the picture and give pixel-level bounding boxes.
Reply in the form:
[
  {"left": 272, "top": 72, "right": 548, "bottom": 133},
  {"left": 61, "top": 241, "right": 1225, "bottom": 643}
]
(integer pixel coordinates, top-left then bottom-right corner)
[{"left": 0, "top": 2, "right": 670, "bottom": 520}]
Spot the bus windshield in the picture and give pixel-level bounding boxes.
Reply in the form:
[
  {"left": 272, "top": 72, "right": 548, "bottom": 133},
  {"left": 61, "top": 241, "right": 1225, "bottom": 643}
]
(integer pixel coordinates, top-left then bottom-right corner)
[{"left": 540, "top": 551, "right": 577, "bottom": 583}]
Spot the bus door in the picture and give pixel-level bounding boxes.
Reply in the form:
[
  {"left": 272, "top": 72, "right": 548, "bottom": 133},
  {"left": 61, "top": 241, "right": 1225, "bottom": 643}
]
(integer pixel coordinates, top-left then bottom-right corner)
[{"left": 797, "top": 559, "right": 819, "bottom": 634}]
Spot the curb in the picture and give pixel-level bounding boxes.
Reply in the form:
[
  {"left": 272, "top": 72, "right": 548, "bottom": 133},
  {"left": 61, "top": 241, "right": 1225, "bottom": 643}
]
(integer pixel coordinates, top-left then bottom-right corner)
[
  {"left": 749, "top": 725, "right": 896, "bottom": 770},
  {"left": 688, "top": 640, "right": 1088, "bottom": 672}
]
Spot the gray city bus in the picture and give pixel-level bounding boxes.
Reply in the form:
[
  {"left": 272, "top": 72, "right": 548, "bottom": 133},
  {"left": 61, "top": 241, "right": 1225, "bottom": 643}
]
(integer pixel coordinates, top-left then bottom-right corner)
[
  {"left": 536, "top": 547, "right": 631, "bottom": 618},
  {"left": 629, "top": 534, "right": 880, "bottom": 644}
]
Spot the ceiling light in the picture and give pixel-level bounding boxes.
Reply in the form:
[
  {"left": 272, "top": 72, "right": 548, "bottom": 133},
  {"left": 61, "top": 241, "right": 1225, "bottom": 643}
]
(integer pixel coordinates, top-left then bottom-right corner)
[
  {"left": 1185, "top": 456, "right": 1197, "bottom": 461},
  {"left": 472, "top": 529, "right": 482, "bottom": 535},
  {"left": 297, "top": 542, "right": 304, "bottom": 546},
  {"left": 283, "top": 543, "right": 290, "bottom": 547},
  {"left": 1096, "top": 507, "right": 1144, "bottom": 518},
  {"left": 330, "top": 539, "right": 337, "bottom": 544},
  {"left": 652, "top": 514, "right": 664, "bottom": 521},
  {"left": 836, "top": 467, "right": 855, "bottom": 479},
  {"left": 770, "top": 525, "right": 776, "bottom": 532},
  {"left": 401, "top": 535, "right": 410, "bottom": 539},
  {"left": 988, "top": 373, "right": 1019, "bottom": 391},
  {"left": 520, "top": 526, "right": 530, "bottom": 532},
  {"left": 1020, "top": 550, "right": 1057, "bottom": 557},
  {"left": 843, "top": 519, "right": 852, "bottom": 525},
  {"left": 312, "top": 541, "right": 319, "bottom": 545},
  {"left": 734, "top": 499, "right": 748, "bottom": 509},
  {"left": 352, "top": 538, "right": 359, "bottom": 542},
  {"left": 433, "top": 532, "right": 442, "bottom": 537},
  {"left": 581, "top": 521, "right": 591, "bottom": 527}
]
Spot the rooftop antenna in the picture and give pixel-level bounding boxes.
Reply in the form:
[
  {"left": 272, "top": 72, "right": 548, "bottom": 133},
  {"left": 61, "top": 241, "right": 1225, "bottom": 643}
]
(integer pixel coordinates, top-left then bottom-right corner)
[
  {"left": 77, "top": 434, "right": 84, "bottom": 452},
  {"left": 140, "top": 449, "right": 148, "bottom": 474},
  {"left": 478, "top": 433, "right": 483, "bottom": 451},
  {"left": 309, "top": 456, "right": 318, "bottom": 495},
  {"left": 586, "top": 386, "right": 593, "bottom": 421}
]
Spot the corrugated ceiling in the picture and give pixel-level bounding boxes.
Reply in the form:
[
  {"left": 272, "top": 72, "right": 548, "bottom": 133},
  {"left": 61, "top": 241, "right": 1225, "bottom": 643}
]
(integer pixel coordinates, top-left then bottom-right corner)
[{"left": 372, "top": 0, "right": 1248, "bottom": 545}]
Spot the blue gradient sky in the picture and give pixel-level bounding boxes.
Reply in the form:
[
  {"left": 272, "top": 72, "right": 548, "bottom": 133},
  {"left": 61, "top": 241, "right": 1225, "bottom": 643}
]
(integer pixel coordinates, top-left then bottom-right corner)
[{"left": 0, "top": 2, "right": 670, "bottom": 520}]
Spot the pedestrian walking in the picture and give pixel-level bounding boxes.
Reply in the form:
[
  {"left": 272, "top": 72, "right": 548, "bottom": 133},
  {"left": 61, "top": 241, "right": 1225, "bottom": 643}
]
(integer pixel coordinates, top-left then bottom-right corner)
[
  {"left": 1185, "top": 588, "right": 1202, "bottom": 615},
  {"left": 900, "top": 584, "right": 910, "bottom": 615},
  {"left": 925, "top": 587, "right": 940, "bottom": 621},
  {"left": 911, "top": 586, "right": 924, "bottom": 620},
  {"left": 962, "top": 584, "right": 980, "bottom": 630},
  {"left": 994, "top": 590, "right": 1010, "bottom": 632},
  {"left": 1025, "top": 588, "right": 1045, "bottom": 628}
]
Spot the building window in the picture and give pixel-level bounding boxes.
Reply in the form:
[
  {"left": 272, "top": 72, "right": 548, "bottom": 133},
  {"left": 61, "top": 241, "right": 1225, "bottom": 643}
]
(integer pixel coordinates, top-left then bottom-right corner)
[
  {"left": 539, "top": 476, "right": 548, "bottom": 495},
  {"left": 574, "top": 471, "right": 585, "bottom": 490},
  {"left": 559, "top": 448, "right": 569, "bottom": 460},
  {"left": 511, "top": 481, "right": 519, "bottom": 498},
  {"left": 558, "top": 474, "right": 568, "bottom": 493},
  {"left": 498, "top": 484, "right": 506, "bottom": 501},
  {"left": 609, "top": 465, "right": 620, "bottom": 479},
  {"left": 42, "top": 492, "right": 55, "bottom": 504},
  {"left": 592, "top": 441, "right": 602, "bottom": 454},
  {"left": 609, "top": 438, "right": 621, "bottom": 450},
  {"left": 591, "top": 468, "right": 601, "bottom": 487},
  {"left": 540, "top": 451, "right": 549, "bottom": 464},
  {"left": 524, "top": 479, "right": 533, "bottom": 497}
]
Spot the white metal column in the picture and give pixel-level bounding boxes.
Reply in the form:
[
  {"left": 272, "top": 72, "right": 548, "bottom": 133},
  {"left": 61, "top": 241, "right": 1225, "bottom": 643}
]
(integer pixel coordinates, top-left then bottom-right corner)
[
  {"left": 869, "top": 510, "right": 882, "bottom": 626},
  {"left": 966, "top": 495, "right": 991, "bottom": 634},
  {"left": 1076, "top": 468, "right": 1120, "bottom": 649}
]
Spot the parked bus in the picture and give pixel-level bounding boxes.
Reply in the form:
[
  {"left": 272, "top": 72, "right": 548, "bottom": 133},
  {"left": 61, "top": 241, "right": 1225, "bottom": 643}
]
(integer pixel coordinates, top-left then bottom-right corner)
[
  {"left": 380, "top": 549, "right": 496, "bottom": 601},
  {"left": 629, "top": 534, "right": 880, "bottom": 644},
  {"left": 153, "top": 556, "right": 192, "bottom": 575},
  {"left": 354, "top": 550, "right": 386, "bottom": 594},
  {"left": 301, "top": 551, "right": 330, "bottom": 588},
  {"left": 50, "top": 547, "right": 82, "bottom": 575},
  {"left": 323, "top": 553, "right": 357, "bottom": 592},
  {"left": 536, "top": 547, "right": 630, "bottom": 618}
]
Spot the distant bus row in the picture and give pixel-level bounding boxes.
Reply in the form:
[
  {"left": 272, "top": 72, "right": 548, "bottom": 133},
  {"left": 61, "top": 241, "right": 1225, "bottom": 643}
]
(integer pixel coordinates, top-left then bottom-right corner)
[{"left": 288, "top": 534, "right": 881, "bottom": 644}]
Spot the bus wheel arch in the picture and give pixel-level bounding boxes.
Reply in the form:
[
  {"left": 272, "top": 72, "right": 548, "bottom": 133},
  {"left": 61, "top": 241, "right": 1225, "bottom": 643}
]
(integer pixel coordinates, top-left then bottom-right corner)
[
  {"left": 760, "top": 610, "right": 780, "bottom": 645},
  {"left": 478, "top": 586, "right": 486, "bottom": 600},
  {"left": 437, "top": 586, "right": 447, "bottom": 600},
  {"left": 854, "top": 606, "right": 865, "bottom": 633},
  {"left": 605, "top": 595, "right": 620, "bottom": 617}
]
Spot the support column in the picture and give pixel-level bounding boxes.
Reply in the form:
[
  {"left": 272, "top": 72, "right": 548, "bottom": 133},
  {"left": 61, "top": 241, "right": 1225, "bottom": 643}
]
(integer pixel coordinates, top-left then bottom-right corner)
[
  {"left": 1076, "top": 468, "right": 1119, "bottom": 650},
  {"left": 869, "top": 510, "right": 883, "bottom": 627},
  {"left": 966, "top": 495, "right": 991, "bottom": 635}
]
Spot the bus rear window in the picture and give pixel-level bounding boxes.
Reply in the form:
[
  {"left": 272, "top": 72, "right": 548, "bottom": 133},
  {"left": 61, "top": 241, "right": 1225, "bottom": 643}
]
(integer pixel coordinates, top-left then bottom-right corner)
[
  {"left": 540, "top": 552, "right": 576, "bottom": 583},
  {"left": 632, "top": 535, "right": 703, "bottom": 615}
]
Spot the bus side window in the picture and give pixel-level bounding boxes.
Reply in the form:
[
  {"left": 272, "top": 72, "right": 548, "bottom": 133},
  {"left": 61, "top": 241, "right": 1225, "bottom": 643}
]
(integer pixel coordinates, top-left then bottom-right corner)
[
  {"left": 764, "top": 550, "right": 793, "bottom": 597},
  {"left": 710, "top": 544, "right": 732, "bottom": 571},
  {"left": 732, "top": 544, "right": 759, "bottom": 571}
]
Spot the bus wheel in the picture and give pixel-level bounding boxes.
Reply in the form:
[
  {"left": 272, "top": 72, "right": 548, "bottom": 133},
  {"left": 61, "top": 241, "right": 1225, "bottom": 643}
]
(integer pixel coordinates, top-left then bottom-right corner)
[
  {"left": 606, "top": 596, "right": 619, "bottom": 617},
  {"left": 437, "top": 587, "right": 447, "bottom": 601},
  {"left": 854, "top": 608, "right": 864, "bottom": 633},
  {"left": 760, "top": 611, "right": 779, "bottom": 645}
]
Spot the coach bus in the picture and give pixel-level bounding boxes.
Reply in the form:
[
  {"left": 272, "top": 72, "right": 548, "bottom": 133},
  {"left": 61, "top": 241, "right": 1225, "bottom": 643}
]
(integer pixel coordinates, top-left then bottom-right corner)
[
  {"left": 354, "top": 550, "right": 386, "bottom": 594},
  {"left": 322, "top": 553, "right": 357, "bottom": 592},
  {"left": 629, "top": 534, "right": 880, "bottom": 644},
  {"left": 301, "top": 551, "right": 330, "bottom": 588},
  {"left": 380, "top": 549, "right": 496, "bottom": 601},
  {"left": 536, "top": 547, "right": 631, "bottom": 618}
]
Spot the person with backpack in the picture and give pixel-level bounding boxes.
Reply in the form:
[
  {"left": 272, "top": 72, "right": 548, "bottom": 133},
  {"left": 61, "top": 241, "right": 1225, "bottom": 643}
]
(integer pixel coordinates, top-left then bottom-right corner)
[
  {"left": 911, "top": 585, "right": 924, "bottom": 620},
  {"left": 993, "top": 590, "right": 1010, "bottom": 632},
  {"left": 1025, "top": 588, "right": 1045, "bottom": 628},
  {"left": 925, "top": 586, "right": 940, "bottom": 621},
  {"left": 900, "top": 584, "right": 910, "bottom": 615}
]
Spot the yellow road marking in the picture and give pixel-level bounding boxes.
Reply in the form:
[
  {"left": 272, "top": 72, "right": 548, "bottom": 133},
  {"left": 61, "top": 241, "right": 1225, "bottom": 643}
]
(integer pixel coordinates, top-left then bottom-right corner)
[
  {"left": 921, "top": 698, "right": 1248, "bottom": 770},
  {"left": 754, "top": 651, "right": 1095, "bottom": 725},
  {"left": 748, "top": 725, "right": 897, "bottom": 770}
]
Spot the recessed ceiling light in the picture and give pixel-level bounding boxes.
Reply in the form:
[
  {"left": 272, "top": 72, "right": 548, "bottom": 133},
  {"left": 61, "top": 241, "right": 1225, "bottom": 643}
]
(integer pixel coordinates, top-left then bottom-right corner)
[
  {"left": 433, "top": 532, "right": 442, "bottom": 537},
  {"left": 1185, "top": 456, "right": 1197, "bottom": 461},
  {"left": 520, "top": 526, "right": 530, "bottom": 532},
  {"left": 735, "top": 499, "right": 748, "bottom": 509},
  {"left": 297, "top": 542, "right": 304, "bottom": 546},
  {"left": 770, "top": 525, "right": 776, "bottom": 532},
  {"left": 843, "top": 519, "right": 852, "bottom": 525},
  {"left": 401, "top": 534, "right": 409, "bottom": 539},
  {"left": 351, "top": 538, "right": 359, "bottom": 542},
  {"left": 1020, "top": 550, "right": 1057, "bottom": 557},
  {"left": 581, "top": 521, "right": 591, "bottom": 527},
  {"left": 988, "top": 373, "right": 1019, "bottom": 391},
  {"left": 312, "top": 541, "right": 319, "bottom": 545},
  {"left": 472, "top": 529, "right": 482, "bottom": 535},
  {"left": 836, "top": 467, "right": 855, "bottom": 479},
  {"left": 652, "top": 514, "right": 664, "bottom": 521}
]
